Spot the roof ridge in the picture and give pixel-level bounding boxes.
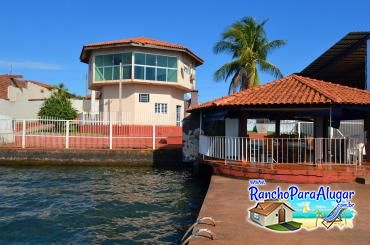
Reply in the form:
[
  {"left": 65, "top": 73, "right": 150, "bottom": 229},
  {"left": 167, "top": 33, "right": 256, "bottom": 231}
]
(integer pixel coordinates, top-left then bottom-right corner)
[{"left": 292, "top": 74, "right": 338, "bottom": 103}]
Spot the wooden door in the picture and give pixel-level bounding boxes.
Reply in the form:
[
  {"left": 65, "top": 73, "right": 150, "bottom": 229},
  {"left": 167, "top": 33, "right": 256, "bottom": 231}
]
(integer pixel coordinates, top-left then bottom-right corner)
[{"left": 278, "top": 208, "right": 285, "bottom": 223}]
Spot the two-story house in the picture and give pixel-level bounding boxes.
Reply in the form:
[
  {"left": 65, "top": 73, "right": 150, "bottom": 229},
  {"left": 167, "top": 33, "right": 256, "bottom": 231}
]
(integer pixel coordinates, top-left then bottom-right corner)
[{"left": 80, "top": 37, "right": 203, "bottom": 125}]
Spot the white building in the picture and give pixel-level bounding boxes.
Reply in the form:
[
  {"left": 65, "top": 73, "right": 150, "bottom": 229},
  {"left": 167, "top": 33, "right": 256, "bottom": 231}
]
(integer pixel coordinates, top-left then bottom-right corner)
[{"left": 80, "top": 37, "right": 203, "bottom": 125}]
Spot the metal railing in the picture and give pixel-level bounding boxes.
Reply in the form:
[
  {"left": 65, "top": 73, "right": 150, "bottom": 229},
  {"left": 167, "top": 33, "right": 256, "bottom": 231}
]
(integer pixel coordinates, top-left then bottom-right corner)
[
  {"left": 0, "top": 118, "right": 182, "bottom": 150},
  {"left": 199, "top": 135, "right": 364, "bottom": 165}
]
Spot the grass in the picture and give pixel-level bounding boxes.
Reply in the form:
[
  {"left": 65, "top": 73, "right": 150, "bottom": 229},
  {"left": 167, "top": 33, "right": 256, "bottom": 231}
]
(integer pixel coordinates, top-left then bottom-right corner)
[
  {"left": 266, "top": 224, "right": 290, "bottom": 231},
  {"left": 288, "top": 221, "right": 303, "bottom": 228},
  {"left": 266, "top": 221, "right": 302, "bottom": 232}
]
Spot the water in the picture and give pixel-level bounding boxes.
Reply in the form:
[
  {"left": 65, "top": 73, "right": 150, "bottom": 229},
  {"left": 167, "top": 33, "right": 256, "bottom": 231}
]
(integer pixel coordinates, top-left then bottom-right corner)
[{"left": 0, "top": 165, "right": 209, "bottom": 244}]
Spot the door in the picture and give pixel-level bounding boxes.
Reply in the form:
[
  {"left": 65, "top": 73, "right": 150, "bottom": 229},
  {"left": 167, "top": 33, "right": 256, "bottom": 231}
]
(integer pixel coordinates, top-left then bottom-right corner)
[
  {"left": 225, "top": 118, "right": 239, "bottom": 158},
  {"left": 278, "top": 208, "right": 286, "bottom": 223}
]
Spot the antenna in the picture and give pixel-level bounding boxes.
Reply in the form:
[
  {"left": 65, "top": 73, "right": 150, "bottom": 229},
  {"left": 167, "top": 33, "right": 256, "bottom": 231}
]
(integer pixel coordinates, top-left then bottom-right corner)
[{"left": 9, "top": 64, "right": 13, "bottom": 74}]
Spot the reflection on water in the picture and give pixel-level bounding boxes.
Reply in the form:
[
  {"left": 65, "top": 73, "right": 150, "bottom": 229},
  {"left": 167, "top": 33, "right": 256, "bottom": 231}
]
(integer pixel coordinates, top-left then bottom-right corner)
[{"left": 0, "top": 165, "right": 209, "bottom": 244}]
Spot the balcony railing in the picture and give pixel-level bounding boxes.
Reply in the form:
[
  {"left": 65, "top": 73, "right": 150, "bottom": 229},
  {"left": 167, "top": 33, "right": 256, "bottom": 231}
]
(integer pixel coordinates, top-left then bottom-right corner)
[{"left": 199, "top": 135, "right": 364, "bottom": 165}]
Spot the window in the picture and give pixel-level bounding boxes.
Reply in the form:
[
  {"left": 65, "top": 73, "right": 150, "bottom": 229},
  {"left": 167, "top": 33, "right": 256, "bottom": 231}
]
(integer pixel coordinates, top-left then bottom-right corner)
[
  {"left": 253, "top": 213, "right": 260, "bottom": 220},
  {"left": 139, "top": 93, "right": 150, "bottom": 103},
  {"left": 176, "top": 105, "right": 182, "bottom": 126},
  {"left": 134, "top": 53, "right": 177, "bottom": 82},
  {"left": 94, "top": 53, "right": 132, "bottom": 81},
  {"left": 155, "top": 103, "right": 167, "bottom": 114}
]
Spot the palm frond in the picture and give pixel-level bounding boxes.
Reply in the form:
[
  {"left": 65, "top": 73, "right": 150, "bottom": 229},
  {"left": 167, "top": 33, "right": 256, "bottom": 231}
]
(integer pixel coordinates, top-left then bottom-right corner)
[{"left": 258, "top": 59, "right": 283, "bottom": 79}]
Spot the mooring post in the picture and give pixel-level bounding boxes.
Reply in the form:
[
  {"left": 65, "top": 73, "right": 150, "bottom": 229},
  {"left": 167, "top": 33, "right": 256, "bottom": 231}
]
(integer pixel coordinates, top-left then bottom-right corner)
[
  {"left": 152, "top": 124, "right": 156, "bottom": 150},
  {"left": 65, "top": 120, "right": 70, "bottom": 149},
  {"left": 109, "top": 120, "right": 113, "bottom": 150},
  {"left": 22, "top": 120, "right": 26, "bottom": 148}
]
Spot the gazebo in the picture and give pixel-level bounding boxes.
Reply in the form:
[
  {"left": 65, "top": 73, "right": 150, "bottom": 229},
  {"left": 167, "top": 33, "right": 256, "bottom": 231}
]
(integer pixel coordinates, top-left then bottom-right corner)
[{"left": 189, "top": 74, "right": 370, "bottom": 165}]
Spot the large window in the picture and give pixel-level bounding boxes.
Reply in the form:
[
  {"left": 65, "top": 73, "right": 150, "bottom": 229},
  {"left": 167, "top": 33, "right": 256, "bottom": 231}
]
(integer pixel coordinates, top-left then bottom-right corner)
[
  {"left": 95, "top": 53, "right": 132, "bottom": 81},
  {"left": 134, "top": 53, "right": 177, "bottom": 82}
]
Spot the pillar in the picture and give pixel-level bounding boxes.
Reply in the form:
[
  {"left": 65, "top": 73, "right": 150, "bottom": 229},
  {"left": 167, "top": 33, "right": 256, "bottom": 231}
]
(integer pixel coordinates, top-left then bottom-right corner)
[
  {"left": 314, "top": 116, "right": 329, "bottom": 163},
  {"left": 275, "top": 119, "right": 281, "bottom": 136},
  {"left": 239, "top": 111, "right": 248, "bottom": 137}
]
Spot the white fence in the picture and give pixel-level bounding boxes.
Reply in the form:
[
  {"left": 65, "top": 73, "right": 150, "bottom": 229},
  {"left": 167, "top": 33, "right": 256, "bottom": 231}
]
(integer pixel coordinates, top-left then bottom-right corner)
[
  {"left": 0, "top": 118, "right": 182, "bottom": 150},
  {"left": 199, "top": 135, "right": 364, "bottom": 165}
]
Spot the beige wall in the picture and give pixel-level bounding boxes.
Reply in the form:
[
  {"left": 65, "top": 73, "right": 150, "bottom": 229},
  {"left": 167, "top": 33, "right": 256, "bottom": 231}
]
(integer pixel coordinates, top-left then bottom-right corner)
[
  {"left": 88, "top": 46, "right": 197, "bottom": 92},
  {"left": 100, "top": 83, "right": 183, "bottom": 125},
  {"left": 1, "top": 83, "right": 90, "bottom": 119}
]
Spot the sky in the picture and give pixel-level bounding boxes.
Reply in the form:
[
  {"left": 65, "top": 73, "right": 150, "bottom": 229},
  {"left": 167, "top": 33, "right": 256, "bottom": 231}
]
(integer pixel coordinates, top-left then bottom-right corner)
[{"left": 1, "top": 0, "right": 369, "bottom": 102}]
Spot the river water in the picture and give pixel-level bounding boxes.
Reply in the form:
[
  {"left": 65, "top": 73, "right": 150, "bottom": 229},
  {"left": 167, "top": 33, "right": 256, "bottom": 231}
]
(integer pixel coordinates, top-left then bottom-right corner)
[{"left": 0, "top": 165, "right": 209, "bottom": 244}]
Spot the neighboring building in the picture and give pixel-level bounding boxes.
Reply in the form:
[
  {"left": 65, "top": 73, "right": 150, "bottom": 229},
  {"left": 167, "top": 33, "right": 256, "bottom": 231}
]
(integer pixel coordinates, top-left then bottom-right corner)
[
  {"left": 80, "top": 37, "right": 204, "bottom": 125},
  {"left": 249, "top": 201, "right": 294, "bottom": 226},
  {"left": 0, "top": 74, "right": 90, "bottom": 118},
  {"left": 301, "top": 32, "right": 370, "bottom": 90}
]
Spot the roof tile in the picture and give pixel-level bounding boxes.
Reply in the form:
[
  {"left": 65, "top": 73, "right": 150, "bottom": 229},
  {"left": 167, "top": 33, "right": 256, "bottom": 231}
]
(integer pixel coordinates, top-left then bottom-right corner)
[{"left": 189, "top": 74, "right": 370, "bottom": 111}]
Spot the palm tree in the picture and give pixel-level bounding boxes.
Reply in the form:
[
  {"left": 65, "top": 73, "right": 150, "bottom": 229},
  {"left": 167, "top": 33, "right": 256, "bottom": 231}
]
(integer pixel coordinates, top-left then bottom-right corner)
[
  {"left": 315, "top": 209, "right": 324, "bottom": 227},
  {"left": 214, "top": 17, "right": 286, "bottom": 94}
]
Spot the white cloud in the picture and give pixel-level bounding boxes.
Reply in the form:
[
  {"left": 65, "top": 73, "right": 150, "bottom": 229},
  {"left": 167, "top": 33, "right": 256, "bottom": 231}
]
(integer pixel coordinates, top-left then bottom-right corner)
[{"left": 0, "top": 60, "right": 64, "bottom": 70}]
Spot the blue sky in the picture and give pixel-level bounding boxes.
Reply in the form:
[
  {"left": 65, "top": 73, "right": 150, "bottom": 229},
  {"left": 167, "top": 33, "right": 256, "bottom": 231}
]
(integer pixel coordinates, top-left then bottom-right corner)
[{"left": 1, "top": 0, "right": 369, "bottom": 102}]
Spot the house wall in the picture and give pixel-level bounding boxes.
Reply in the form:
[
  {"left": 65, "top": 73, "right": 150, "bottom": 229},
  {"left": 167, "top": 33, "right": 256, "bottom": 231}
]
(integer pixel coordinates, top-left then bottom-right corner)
[
  {"left": 88, "top": 47, "right": 197, "bottom": 92},
  {"left": 100, "top": 83, "right": 183, "bottom": 125},
  {"left": 1, "top": 83, "right": 90, "bottom": 119},
  {"left": 250, "top": 212, "right": 266, "bottom": 226},
  {"left": 264, "top": 205, "right": 293, "bottom": 226}
]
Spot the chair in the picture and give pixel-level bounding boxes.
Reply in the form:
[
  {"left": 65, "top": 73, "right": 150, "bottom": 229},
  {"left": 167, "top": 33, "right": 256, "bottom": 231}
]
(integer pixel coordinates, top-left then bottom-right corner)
[
  {"left": 322, "top": 205, "right": 346, "bottom": 229},
  {"left": 347, "top": 143, "right": 365, "bottom": 164}
]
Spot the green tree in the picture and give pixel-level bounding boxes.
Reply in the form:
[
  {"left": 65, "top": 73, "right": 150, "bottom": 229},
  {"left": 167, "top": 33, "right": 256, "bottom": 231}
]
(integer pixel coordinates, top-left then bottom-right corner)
[
  {"left": 38, "top": 83, "right": 78, "bottom": 120},
  {"left": 214, "top": 17, "right": 286, "bottom": 94}
]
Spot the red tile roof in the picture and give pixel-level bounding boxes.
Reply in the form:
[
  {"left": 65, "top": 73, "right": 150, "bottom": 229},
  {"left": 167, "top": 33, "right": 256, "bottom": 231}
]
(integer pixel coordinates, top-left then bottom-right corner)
[
  {"left": 80, "top": 37, "right": 203, "bottom": 65},
  {"left": 0, "top": 75, "right": 27, "bottom": 100},
  {"left": 188, "top": 74, "right": 370, "bottom": 111},
  {"left": 249, "top": 202, "right": 294, "bottom": 216},
  {"left": 0, "top": 75, "right": 52, "bottom": 100}
]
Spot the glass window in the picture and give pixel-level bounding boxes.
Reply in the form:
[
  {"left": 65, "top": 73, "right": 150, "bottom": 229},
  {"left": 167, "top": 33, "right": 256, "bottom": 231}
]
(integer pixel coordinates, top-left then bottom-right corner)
[
  {"left": 167, "top": 69, "right": 177, "bottom": 82},
  {"left": 146, "top": 54, "right": 156, "bottom": 66},
  {"left": 134, "top": 66, "right": 144, "bottom": 80},
  {"left": 94, "top": 53, "right": 132, "bottom": 81},
  {"left": 253, "top": 213, "right": 260, "bottom": 220},
  {"left": 113, "top": 54, "right": 122, "bottom": 65},
  {"left": 122, "top": 66, "right": 131, "bottom": 79},
  {"left": 157, "top": 68, "right": 166, "bottom": 81},
  {"left": 155, "top": 103, "right": 167, "bottom": 114},
  {"left": 121, "top": 53, "right": 132, "bottom": 64},
  {"left": 135, "top": 53, "right": 145, "bottom": 65},
  {"left": 139, "top": 93, "right": 150, "bottom": 103},
  {"left": 113, "top": 66, "right": 120, "bottom": 80},
  {"left": 95, "top": 56, "right": 104, "bottom": 66},
  {"left": 95, "top": 67, "right": 104, "bottom": 81},
  {"left": 104, "top": 67, "right": 113, "bottom": 80},
  {"left": 103, "top": 55, "right": 113, "bottom": 66},
  {"left": 146, "top": 67, "right": 155, "bottom": 81},
  {"left": 157, "top": 55, "right": 167, "bottom": 67},
  {"left": 168, "top": 57, "right": 177, "bottom": 68}
]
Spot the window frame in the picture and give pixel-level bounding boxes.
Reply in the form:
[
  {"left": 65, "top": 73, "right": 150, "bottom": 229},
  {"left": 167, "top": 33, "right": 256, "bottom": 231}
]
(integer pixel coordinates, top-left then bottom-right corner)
[
  {"left": 94, "top": 52, "right": 132, "bottom": 81},
  {"left": 134, "top": 52, "right": 178, "bottom": 82},
  {"left": 138, "top": 93, "right": 150, "bottom": 103},
  {"left": 155, "top": 103, "right": 168, "bottom": 114}
]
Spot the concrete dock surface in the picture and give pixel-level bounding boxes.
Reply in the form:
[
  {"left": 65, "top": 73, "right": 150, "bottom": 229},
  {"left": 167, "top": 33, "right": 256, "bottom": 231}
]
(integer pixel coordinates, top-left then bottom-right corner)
[{"left": 190, "top": 176, "right": 370, "bottom": 245}]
